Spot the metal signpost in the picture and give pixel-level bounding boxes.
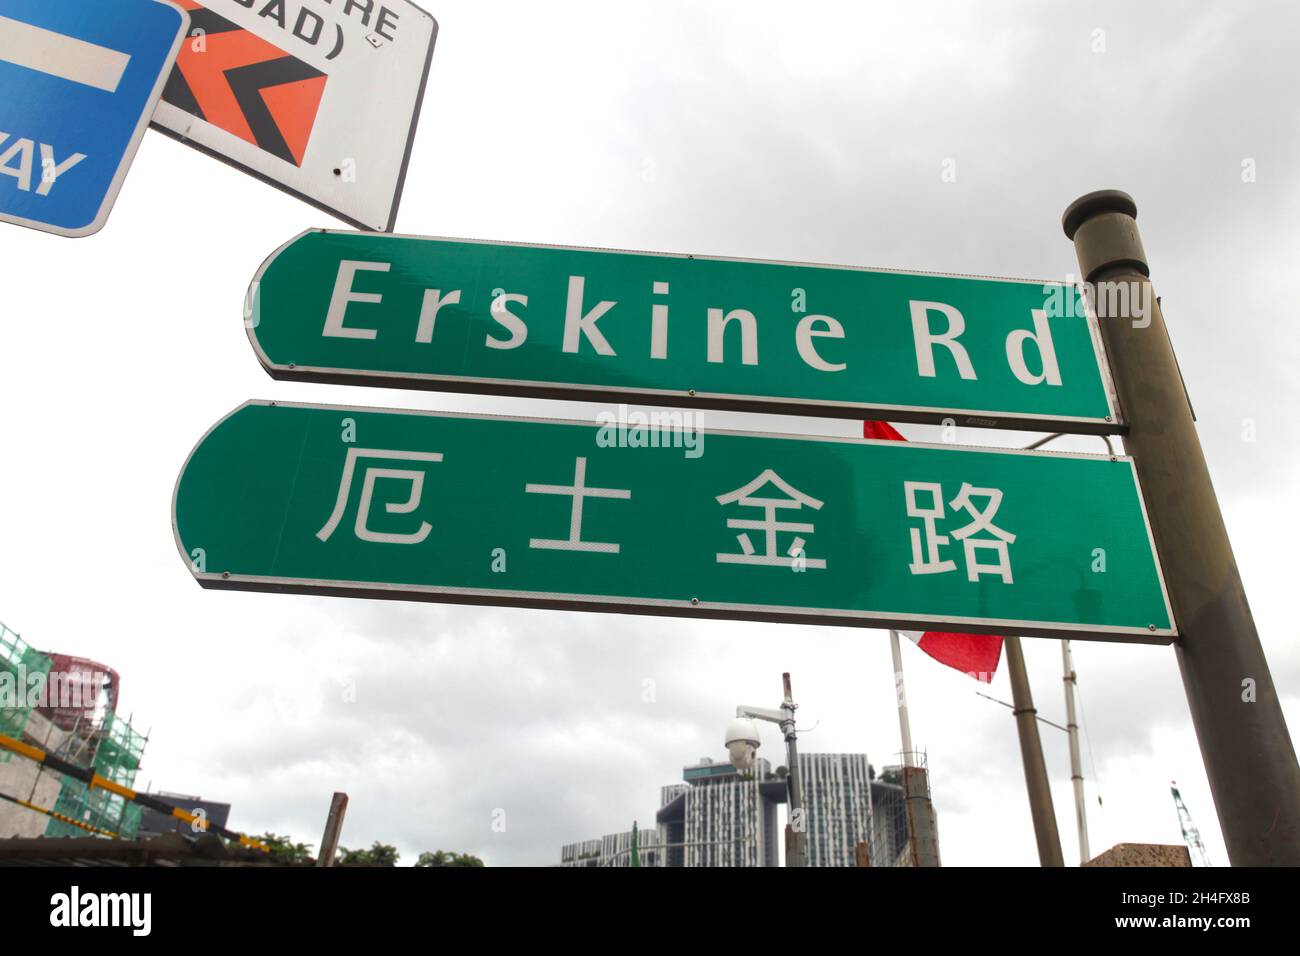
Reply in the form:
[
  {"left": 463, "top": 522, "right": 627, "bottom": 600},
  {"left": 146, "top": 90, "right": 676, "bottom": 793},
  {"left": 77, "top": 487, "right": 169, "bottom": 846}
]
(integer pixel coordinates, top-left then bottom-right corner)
[
  {"left": 0, "top": 0, "right": 188, "bottom": 236},
  {"left": 173, "top": 401, "right": 1173, "bottom": 641},
  {"left": 1064, "top": 190, "right": 1300, "bottom": 866},
  {"left": 245, "top": 230, "right": 1120, "bottom": 432},
  {"left": 151, "top": 0, "right": 436, "bottom": 231}
]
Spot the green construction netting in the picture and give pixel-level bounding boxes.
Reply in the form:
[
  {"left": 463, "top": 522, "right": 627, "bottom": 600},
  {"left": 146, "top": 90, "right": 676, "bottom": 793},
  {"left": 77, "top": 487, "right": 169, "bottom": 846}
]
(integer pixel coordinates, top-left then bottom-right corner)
[
  {"left": 0, "top": 621, "right": 52, "bottom": 762},
  {"left": 44, "top": 711, "right": 147, "bottom": 839}
]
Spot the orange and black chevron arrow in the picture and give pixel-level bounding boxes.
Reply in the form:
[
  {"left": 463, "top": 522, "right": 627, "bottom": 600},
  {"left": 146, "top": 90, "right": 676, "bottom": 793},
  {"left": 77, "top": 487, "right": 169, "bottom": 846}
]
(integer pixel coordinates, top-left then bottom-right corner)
[{"left": 163, "top": 0, "right": 327, "bottom": 167}]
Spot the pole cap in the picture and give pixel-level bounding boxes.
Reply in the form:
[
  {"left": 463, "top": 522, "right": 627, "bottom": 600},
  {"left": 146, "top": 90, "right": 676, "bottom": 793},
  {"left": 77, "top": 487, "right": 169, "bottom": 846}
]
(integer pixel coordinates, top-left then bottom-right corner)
[{"left": 1062, "top": 189, "right": 1138, "bottom": 239}]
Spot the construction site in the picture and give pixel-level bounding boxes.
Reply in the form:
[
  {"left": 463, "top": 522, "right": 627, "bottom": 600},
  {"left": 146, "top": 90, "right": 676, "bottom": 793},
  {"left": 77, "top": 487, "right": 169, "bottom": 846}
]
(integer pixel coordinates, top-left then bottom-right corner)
[
  {"left": 0, "top": 620, "right": 283, "bottom": 865},
  {"left": 0, "top": 621, "right": 148, "bottom": 840}
]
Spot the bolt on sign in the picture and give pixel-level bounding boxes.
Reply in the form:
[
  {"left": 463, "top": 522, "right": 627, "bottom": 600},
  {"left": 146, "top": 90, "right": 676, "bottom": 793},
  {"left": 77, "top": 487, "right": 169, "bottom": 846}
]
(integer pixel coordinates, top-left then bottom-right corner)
[
  {"left": 151, "top": 0, "right": 436, "bottom": 231},
  {"left": 174, "top": 401, "right": 1174, "bottom": 641},
  {"left": 246, "top": 231, "right": 1121, "bottom": 432}
]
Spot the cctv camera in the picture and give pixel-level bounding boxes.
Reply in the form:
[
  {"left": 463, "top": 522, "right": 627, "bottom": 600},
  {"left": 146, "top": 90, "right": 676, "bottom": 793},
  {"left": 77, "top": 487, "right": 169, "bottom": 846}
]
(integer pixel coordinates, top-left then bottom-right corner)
[
  {"left": 728, "top": 740, "right": 757, "bottom": 771},
  {"left": 725, "top": 717, "right": 761, "bottom": 771}
]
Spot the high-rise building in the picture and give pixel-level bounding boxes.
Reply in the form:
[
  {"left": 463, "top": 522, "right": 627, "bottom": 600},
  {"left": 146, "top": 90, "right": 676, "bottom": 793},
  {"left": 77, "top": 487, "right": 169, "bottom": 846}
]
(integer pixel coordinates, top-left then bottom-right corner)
[
  {"left": 678, "top": 757, "right": 780, "bottom": 867},
  {"left": 797, "top": 753, "right": 873, "bottom": 867},
  {"left": 560, "top": 827, "right": 665, "bottom": 867},
  {"left": 656, "top": 753, "right": 872, "bottom": 867},
  {"left": 560, "top": 751, "right": 924, "bottom": 867}
]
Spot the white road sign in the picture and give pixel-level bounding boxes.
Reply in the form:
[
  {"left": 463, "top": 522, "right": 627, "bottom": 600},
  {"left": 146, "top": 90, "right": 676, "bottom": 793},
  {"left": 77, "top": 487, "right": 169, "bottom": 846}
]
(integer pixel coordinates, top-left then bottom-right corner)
[{"left": 151, "top": 0, "right": 436, "bottom": 231}]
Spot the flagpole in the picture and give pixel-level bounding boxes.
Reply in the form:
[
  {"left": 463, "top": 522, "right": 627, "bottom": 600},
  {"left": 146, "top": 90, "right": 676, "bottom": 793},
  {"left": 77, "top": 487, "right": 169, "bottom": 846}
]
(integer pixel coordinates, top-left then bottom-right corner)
[
  {"left": 889, "top": 630, "right": 943, "bottom": 867},
  {"left": 1061, "top": 641, "right": 1091, "bottom": 863},
  {"left": 889, "top": 630, "right": 915, "bottom": 767}
]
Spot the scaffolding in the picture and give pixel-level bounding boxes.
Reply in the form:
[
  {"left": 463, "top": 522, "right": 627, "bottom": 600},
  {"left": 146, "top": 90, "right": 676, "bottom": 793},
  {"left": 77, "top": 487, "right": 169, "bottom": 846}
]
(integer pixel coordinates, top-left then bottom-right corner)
[
  {"left": 871, "top": 755, "right": 941, "bottom": 867},
  {"left": 0, "top": 622, "right": 52, "bottom": 761},
  {"left": 45, "top": 711, "right": 149, "bottom": 839},
  {"left": 869, "top": 772, "right": 908, "bottom": 865},
  {"left": 1, "top": 618, "right": 151, "bottom": 841}
]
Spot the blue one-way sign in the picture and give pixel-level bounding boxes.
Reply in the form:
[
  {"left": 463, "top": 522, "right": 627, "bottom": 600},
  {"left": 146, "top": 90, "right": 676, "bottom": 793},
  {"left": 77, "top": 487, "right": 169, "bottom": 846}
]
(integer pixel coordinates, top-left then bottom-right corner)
[{"left": 0, "top": 0, "right": 188, "bottom": 237}]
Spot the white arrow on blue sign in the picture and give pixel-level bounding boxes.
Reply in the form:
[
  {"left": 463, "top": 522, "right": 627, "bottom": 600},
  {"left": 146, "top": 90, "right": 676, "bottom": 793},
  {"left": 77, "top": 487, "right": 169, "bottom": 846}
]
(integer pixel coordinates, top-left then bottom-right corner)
[{"left": 0, "top": 0, "right": 188, "bottom": 237}]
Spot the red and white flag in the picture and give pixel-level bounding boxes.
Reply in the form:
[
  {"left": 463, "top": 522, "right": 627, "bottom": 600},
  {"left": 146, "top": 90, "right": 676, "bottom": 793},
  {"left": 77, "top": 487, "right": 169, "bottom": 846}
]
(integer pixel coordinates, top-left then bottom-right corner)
[
  {"left": 864, "top": 420, "right": 1003, "bottom": 682},
  {"left": 894, "top": 629, "right": 1002, "bottom": 682}
]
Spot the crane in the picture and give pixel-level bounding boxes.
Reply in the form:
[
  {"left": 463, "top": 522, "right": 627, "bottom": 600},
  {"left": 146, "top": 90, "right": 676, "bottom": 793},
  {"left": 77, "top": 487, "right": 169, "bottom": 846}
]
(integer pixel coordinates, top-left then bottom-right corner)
[{"left": 1170, "top": 781, "right": 1212, "bottom": 867}]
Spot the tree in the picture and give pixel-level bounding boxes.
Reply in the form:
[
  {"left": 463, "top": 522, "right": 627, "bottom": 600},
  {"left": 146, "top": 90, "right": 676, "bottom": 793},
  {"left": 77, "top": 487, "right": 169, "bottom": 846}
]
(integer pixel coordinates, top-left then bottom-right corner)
[
  {"left": 879, "top": 766, "right": 904, "bottom": 786},
  {"left": 416, "top": 850, "right": 485, "bottom": 867},
  {"left": 253, "top": 833, "right": 314, "bottom": 864},
  {"left": 336, "top": 841, "right": 400, "bottom": 866}
]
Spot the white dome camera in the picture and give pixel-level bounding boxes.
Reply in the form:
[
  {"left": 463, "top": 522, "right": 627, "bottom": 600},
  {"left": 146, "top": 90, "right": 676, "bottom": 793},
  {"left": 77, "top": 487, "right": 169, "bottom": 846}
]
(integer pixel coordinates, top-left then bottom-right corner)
[{"left": 725, "top": 716, "right": 761, "bottom": 771}]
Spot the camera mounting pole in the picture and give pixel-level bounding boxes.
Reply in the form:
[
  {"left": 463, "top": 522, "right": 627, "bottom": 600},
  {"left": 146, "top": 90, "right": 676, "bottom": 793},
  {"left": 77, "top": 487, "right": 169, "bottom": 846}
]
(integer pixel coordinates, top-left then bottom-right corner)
[{"left": 736, "top": 672, "right": 806, "bottom": 867}]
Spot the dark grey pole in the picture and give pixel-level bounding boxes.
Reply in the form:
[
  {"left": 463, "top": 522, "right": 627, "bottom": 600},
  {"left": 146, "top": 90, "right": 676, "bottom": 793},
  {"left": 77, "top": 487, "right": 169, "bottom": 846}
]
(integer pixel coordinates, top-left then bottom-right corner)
[
  {"left": 1064, "top": 190, "right": 1300, "bottom": 866},
  {"left": 781, "top": 672, "right": 807, "bottom": 868},
  {"left": 1005, "top": 636, "right": 1065, "bottom": 866}
]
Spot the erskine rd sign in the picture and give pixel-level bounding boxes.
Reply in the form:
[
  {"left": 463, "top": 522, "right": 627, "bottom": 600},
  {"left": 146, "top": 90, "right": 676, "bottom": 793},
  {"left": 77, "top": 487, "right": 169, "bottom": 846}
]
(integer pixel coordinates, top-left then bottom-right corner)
[{"left": 246, "top": 231, "right": 1122, "bottom": 432}]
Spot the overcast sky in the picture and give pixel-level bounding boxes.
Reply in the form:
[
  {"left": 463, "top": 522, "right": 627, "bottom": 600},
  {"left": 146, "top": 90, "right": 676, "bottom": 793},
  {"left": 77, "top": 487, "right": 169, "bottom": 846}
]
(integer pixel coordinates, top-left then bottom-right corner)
[{"left": 2, "top": 0, "right": 1298, "bottom": 866}]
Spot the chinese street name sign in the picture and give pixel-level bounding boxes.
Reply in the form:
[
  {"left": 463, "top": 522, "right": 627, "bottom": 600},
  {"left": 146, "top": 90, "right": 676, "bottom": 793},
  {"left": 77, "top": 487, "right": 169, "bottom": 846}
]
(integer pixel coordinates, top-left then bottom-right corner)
[
  {"left": 151, "top": 1, "right": 436, "bottom": 231},
  {"left": 246, "top": 231, "right": 1121, "bottom": 432},
  {"left": 174, "top": 401, "right": 1173, "bottom": 641},
  {"left": 0, "top": 0, "right": 188, "bottom": 236}
]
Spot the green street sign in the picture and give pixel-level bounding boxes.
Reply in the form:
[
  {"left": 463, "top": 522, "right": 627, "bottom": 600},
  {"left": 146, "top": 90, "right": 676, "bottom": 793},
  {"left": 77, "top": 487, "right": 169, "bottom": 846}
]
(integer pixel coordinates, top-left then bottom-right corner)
[
  {"left": 247, "top": 231, "right": 1121, "bottom": 433},
  {"left": 173, "top": 401, "right": 1173, "bottom": 642}
]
